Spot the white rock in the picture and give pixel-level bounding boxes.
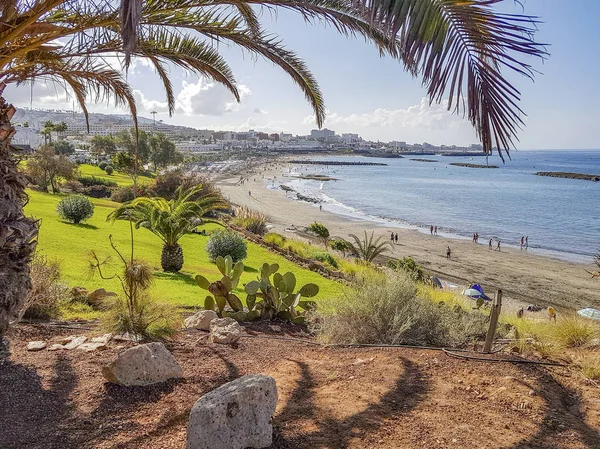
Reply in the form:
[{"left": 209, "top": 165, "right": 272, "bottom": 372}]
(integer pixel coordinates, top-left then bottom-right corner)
[
  {"left": 185, "top": 310, "right": 218, "bottom": 331},
  {"left": 48, "top": 344, "right": 66, "bottom": 351},
  {"left": 78, "top": 342, "right": 108, "bottom": 352},
  {"left": 27, "top": 341, "right": 47, "bottom": 351},
  {"left": 187, "top": 375, "right": 277, "bottom": 449},
  {"left": 90, "top": 333, "right": 113, "bottom": 344},
  {"left": 64, "top": 336, "right": 87, "bottom": 350},
  {"left": 209, "top": 318, "right": 242, "bottom": 345},
  {"left": 102, "top": 342, "right": 183, "bottom": 386}
]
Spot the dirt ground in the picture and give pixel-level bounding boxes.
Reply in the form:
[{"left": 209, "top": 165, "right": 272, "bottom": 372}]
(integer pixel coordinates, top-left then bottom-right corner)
[{"left": 1, "top": 323, "right": 600, "bottom": 449}]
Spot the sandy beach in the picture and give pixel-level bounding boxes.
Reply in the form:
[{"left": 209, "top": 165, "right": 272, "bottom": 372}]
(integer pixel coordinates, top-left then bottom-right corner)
[{"left": 217, "top": 162, "right": 600, "bottom": 313}]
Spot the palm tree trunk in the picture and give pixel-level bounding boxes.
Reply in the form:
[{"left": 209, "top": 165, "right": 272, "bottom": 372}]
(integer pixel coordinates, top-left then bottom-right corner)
[
  {"left": 0, "top": 90, "right": 38, "bottom": 341},
  {"left": 161, "top": 243, "right": 183, "bottom": 272}
]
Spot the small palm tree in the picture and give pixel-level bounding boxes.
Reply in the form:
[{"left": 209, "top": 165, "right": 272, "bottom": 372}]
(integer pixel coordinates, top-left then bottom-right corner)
[
  {"left": 108, "top": 185, "right": 226, "bottom": 272},
  {"left": 348, "top": 231, "right": 391, "bottom": 263}
]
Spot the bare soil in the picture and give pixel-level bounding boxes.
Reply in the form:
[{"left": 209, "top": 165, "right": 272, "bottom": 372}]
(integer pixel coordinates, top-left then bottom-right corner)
[{"left": 2, "top": 323, "right": 600, "bottom": 449}]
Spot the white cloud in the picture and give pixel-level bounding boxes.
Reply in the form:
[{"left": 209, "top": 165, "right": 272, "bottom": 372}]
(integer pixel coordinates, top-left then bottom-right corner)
[
  {"left": 253, "top": 108, "right": 267, "bottom": 114},
  {"left": 134, "top": 78, "right": 252, "bottom": 116},
  {"left": 303, "top": 97, "right": 466, "bottom": 131},
  {"left": 207, "top": 117, "right": 287, "bottom": 133}
]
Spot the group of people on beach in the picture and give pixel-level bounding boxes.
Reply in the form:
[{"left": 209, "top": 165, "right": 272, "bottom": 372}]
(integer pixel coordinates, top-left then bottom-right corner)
[
  {"left": 520, "top": 236, "right": 529, "bottom": 249},
  {"left": 390, "top": 232, "right": 399, "bottom": 244},
  {"left": 429, "top": 225, "right": 438, "bottom": 235}
]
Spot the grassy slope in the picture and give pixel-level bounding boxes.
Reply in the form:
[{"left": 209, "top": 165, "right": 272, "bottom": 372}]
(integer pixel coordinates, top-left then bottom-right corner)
[
  {"left": 78, "top": 164, "right": 154, "bottom": 187},
  {"left": 26, "top": 190, "right": 344, "bottom": 308}
]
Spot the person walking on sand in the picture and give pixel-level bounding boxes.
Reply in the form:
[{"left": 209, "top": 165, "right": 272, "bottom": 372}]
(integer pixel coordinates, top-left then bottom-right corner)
[
  {"left": 525, "top": 236, "right": 529, "bottom": 250},
  {"left": 430, "top": 225, "right": 434, "bottom": 235},
  {"left": 495, "top": 240, "right": 501, "bottom": 251},
  {"left": 520, "top": 236, "right": 524, "bottom": 249},
  {"left": 391, "top": 232, "right": 395, "bottom": 243},
  {"left": 434, "top": 226, "right": 438, "bottom": 235},
  {"left": 248, "top": 190, "right": 251, "bottom": 197},
  {"left": 446, "top": 246, "right": 451, "bottom": 259},
  {"left": 395, "top": 233, "right": 398, "bottom": 244},
  {"left": 319, "top": 204, "right": 322, "bottom": 212},
  {"left": 489, "top": 239, "right": 493, "bottom": 250}
]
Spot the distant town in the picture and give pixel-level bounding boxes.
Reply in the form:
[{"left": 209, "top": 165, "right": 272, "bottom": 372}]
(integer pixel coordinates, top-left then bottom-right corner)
[{"left": 11, "top": 107, "right": 484, "bottom": 157}]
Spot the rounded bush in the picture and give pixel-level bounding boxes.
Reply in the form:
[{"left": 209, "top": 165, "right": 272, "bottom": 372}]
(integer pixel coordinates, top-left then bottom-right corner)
[
  {"left": 104, "top": 165, "right": 114, "bottom": 175},
  {"left": 56, "top": 194, "right": 95, "bottom": 224},
  {"left": 205, "top": 229, "right": 247, "bottom": 263},
  {"left": 82, "top": 185, "right": 112, "bottom": 198},
  {"left": 98, "top": 161, "right": 108, "bottom": 170},
  {"left": 111, "top": 186, "right": 135, "bottom": 203}
]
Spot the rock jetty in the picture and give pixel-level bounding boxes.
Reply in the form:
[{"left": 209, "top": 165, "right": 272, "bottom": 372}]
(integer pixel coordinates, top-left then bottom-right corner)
[
  {"left": 536, "top": 172, "right": 600, "bottom": 181},
  {"left": 289, "top": 160, "right": 387, "bottom": 166},
  {"left": 449, "top": 162, "right": 499, "bottom": 169}
]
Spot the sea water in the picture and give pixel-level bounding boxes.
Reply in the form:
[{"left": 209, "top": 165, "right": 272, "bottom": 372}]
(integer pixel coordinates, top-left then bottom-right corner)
[{"left": 275, "top": 150, "right": 600, "bottom": 264}]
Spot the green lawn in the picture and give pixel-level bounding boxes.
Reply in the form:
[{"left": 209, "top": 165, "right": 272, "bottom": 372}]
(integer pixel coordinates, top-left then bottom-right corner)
[
  {"left": 78, "top": 163, "right": 154, "bottom": 187},
  {"left": 26, "top": 190, "right": 344, "bottom": 309}
]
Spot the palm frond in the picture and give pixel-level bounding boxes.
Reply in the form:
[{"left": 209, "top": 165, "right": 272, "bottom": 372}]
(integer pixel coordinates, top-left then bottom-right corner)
[
  {"left": 352, "top": 0, "right": 546, "bottom": 159},
  {"left": 348, "top": 231, "right": 390, "bottom": 263}
]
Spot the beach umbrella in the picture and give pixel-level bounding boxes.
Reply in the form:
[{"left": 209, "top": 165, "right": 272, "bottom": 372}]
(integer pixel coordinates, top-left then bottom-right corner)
[
  {"left": 577, "top": 308, "right": 600, "bottom": 321},
  {"left": 462, "top": 288, "right": 485, "bottom": 299}
]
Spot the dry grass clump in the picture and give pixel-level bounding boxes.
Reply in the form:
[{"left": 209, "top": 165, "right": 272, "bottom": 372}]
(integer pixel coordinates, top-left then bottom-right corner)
[
  {"left": 19, "top": 254, "right": 68, "bottom": 320},
  {"left": 311, "top": 272, "right": 490, "bottom": 347},
  {"left": 232, "top": 206, "right": 268, "bottom": 235},
  {"left": 581, "top": 355, "right": 600, "bottom": 381},
  {"left": 550, "top": 316, "right": 599, "bottom": 348}
]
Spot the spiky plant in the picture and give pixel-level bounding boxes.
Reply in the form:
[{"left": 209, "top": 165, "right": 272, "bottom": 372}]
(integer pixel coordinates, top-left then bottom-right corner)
[
  {"left": 348, "top": 231, "right": 391, "bottom": 263},
  {"left": 108, "top": 185, "right": 226, "bottom": 272}
]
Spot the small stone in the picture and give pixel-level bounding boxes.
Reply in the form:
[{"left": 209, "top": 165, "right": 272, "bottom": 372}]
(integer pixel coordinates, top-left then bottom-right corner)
[
  {"left": 90, "top": 333, "right": 112, "bottom": 344},
  {"left": 528, "top": 389, "right": 536, "bottom": 396},
  {"left": 185, "top": 310, "right": 218, "bottom": 331},
  {"left": 78, "top": 342, "right": 108, "bottom": 352},
  {"left": 187, "top": 374, "right": 277, "bottom": 449},
  {"left": 48, "top": 344, "right": 66, "bottom": 351},
  {"left": 209, "top": 318, "right": 242, "bottom": 345},
  {"left": 102, "top": 342, "right": 183, "bottom": 386},
  {"left": 27, "top": 341, "right": 47, "bottom": 351},
  {"left": 64, "top": 336, "right": 87, "bottom": 350}
]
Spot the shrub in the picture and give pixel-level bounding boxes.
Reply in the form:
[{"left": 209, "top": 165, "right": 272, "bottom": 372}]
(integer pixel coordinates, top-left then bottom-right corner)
[
  {"left": 77, "top": 175, "right": 117, "bottom": 187},
  {"left": 312, "top": 273, "right": 489, "bottom": 347},
  {"left": 63, "top": 180, "right": 84, "bottom": 193},
  {"left": 18, "top": 254, "right": 67, "bottom": 320},
  {"left": 56, "top": 194, "right": 95, "bottom": 223},
  {"left": 308, "top": 222, "right": 330, "bottom": 246},
  {"left": 581, "top": 356, "right": 600, "bottom": 380},
  {"left": 148, "top": 169, "right": 216, "bottom": 200},
  {"left": 314, "top": 252, "right": 339, "bottom": 269},
  {"left": 330, "top": 238, "right": 352, "bottom": 254},
  {"left": 264, "top": 232, "right": 286, "bottom": 247},
  {"left": 98, "top": 161, "right": 108, "bottom": 170},
  {"left": 387, "top": 257, "right": 427, "bottom": 282},
  {"left": 82, "top": 184, "right": 112, "bottom": 198},
  {"left": 550, "top": 317, "right": 598, "bottom": 348},
  {"left": 104, "top": 164, "right": 114, "bottom": 175},
  {"left": 232, "top": 206, "right": 268, "bottom": 235},
  {"left": 206, "top": 229, "right": 247, "bottom": 263},
  {"left": 111, "top": 185, "right": 136, "bottom": 203}
]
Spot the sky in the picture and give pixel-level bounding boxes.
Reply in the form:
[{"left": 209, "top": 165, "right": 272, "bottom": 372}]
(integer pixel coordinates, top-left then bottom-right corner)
[{"left": 5, "top": 0, "right": 600, "bottom": 150}]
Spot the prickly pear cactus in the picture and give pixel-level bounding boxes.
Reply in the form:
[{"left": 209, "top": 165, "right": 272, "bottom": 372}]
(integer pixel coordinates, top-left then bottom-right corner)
[{"left": 196, "top": 255, "right": 245, "bottom": 314}]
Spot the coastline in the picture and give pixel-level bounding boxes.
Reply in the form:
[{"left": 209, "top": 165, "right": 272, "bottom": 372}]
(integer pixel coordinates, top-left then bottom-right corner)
[{"left": 216, "top": 162, "right": 600, "bottom": 313}]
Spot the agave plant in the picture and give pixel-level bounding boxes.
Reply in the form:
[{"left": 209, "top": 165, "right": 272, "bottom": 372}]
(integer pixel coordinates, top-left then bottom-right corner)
[
  {"left": 108, "top": 185, "right": 226, "bottom": 272},
  {"left": 348, "top": 231, "right": 391, "bottom": 263}
]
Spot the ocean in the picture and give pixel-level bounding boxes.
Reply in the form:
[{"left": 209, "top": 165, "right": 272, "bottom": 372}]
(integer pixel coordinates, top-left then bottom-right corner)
[{"left": 273, "top": 150, "right": 600, "bottom": 264}]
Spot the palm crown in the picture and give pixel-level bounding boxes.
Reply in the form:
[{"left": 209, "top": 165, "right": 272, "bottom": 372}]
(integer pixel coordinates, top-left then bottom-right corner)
[{"left": 108, "top": 185, "right": 226, "bottom": 272}]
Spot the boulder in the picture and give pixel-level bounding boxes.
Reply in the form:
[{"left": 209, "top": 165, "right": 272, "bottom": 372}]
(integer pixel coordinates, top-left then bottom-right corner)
[
  {"left": 102, "top": 342, "right": 183, "bottom": 386},
  {"left": 87, "top": 288, "right": 118, "bottom": 308},
  {"left": 187, "top": 375, "right": 277, "bottom": 449},
  {"left": 209, "top": 318, "right": 242, "bottom": 345},
  {"left": 27, "top": 341, "right": 47, "bottom": 351},
  {"left": 185, "top": 310, "right": 218, "bottom": 331}
]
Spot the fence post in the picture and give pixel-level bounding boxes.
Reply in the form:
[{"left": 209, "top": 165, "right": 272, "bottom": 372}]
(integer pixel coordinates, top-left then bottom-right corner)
[{"left": 483, "top": 289, "right": 502, "bottom": 353}]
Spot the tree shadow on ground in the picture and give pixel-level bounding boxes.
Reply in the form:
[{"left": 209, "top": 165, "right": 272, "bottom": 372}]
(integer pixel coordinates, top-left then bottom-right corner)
[
  {"left": 0, "top": 355, "right": 79, "bottom": 448},
  {"left": 61, "top": 221, "right": 99, "bottom": 230},
  {"left": 503, "top": 365, "right": 600, "bottom": 449},
  {"left": 154, "top": 271, "right": 197, "bottom": 286},
  {"left": 271, "top": 357, "right": 430, "bottom": 449},
  {"left": 244, "top": 265, "right": 259, "bottom": 273}
]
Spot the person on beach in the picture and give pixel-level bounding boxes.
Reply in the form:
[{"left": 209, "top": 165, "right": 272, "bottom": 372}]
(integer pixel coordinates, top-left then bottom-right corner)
[
  {"left": 547, "top": 306, "right": 557, "bottom": 323},
  {"left": 434, "top": 226, "right": 438, "bottom": 235},
  {"left": 489, "top": 239, "right": 493, "bottom": 250},
  {"left": 319, "top": 204, "right": 322, "bottom": 212},
  {"left": 391, "top": 232, "right": 395, "bottom": 242},
  {"left": 520, "top": 236, "right": 524, "bottom": 249},
  {"left": 495, "top": 240, "right": 501, "bottom": 251},
  {"left": 395, "top": 234, "right": 398, "bottom": 244},
  {"left": 525, "top": 236, "right": 529, "bottom": 249},
  {"left": 430, "top": 225, "right": 434, "bottom": 235},
  {"left": 476, "top": 233, "right": 479, "bottom": 243},
  {"left": 248, "top": 190, "right": 251, "bottom": 197},
  {"left": 446, "top": 246, "right": 451, "bottom": 259},
  {"left": 473, "top": 233, "right": 476, "bottom": 243}
]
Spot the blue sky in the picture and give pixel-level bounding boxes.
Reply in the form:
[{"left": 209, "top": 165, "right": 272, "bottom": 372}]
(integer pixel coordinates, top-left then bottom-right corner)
[{"left": 7, "top": 0, "right": 600, "bottom": 150}]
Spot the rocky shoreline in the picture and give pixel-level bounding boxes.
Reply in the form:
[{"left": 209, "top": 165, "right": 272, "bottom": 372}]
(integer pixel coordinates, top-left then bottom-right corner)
[
  {"left": 289, "top": 160, "right": 387, "bottom": 166},
  {"left": 449, "top": 162, "right": 499, "bottom": 169},
  {"left": 536, "top": 172, "right": 600, "bottom": 181}
]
